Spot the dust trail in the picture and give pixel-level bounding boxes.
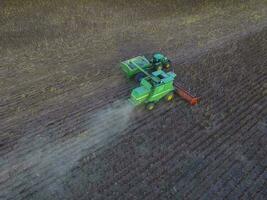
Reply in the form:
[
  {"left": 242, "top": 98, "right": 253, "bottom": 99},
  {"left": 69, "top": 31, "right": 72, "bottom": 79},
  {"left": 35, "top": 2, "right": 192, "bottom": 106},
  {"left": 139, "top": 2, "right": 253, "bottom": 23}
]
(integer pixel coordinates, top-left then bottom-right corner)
[{"left": 0, "top": 100, "right": 134, "bottom": 199}]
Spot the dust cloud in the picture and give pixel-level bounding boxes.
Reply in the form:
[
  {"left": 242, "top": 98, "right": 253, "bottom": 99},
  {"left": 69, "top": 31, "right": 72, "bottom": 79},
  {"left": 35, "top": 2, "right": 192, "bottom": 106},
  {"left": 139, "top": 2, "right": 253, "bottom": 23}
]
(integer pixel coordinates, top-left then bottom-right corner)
[{"left": 1, "top": 100, "right": 134, "bottom": 199}]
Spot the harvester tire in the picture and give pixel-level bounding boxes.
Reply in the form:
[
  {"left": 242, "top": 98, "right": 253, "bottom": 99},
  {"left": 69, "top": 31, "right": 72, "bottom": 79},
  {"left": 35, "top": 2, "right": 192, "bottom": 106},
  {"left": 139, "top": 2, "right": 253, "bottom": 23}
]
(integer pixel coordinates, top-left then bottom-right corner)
[
  {"left": 146, "top": 103, "right": 155, "bottom": 110},
  {"left": 166, "top": 92, "right": 174, "bottom": 101},
  {"left": 156, "top": 66, "right": 163, "bottom": 71},
  {"left": 135, "top": 72, "right": 145, "bottom": 82},
  {"left": 165, "top": 63, "right": 170, "bottom": 69}
]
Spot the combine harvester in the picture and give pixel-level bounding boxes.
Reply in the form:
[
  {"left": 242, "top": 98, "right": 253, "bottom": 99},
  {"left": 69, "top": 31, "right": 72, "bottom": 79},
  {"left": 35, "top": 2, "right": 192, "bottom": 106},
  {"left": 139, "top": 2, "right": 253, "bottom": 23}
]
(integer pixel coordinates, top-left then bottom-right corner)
[{"left": 120, "top": 53, "right": 200, "bottom": 110}]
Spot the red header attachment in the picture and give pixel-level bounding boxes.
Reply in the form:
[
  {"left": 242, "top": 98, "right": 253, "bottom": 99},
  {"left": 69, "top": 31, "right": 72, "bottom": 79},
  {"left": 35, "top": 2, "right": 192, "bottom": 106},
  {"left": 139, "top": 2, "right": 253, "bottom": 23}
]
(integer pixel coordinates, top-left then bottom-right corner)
[{"left": 174, "top": 83, "right": 200, "bottom": 106}]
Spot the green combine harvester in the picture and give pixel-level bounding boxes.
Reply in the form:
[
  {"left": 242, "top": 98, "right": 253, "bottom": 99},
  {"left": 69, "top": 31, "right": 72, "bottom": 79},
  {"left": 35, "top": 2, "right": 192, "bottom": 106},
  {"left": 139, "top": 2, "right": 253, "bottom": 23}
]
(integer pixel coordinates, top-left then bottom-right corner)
[{"left": 120, "top": 53, "right": 176, "bottom": 110}]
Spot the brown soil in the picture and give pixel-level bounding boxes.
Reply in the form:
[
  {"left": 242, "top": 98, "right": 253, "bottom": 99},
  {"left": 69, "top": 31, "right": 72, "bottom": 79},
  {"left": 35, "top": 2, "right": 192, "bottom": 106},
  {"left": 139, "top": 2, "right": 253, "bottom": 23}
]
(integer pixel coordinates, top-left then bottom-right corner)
[{"left": 1, "top": 0, "right": 267, "bottom": 199}]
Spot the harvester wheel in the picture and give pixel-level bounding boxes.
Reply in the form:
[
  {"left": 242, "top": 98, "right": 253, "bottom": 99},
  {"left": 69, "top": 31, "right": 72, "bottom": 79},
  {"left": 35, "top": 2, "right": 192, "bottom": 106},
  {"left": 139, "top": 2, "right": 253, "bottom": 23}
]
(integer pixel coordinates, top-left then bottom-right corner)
[
  {"left": 166, "top": 92, "right": 174, "bottom": 101},
  {"left": 146, "top": 103, "right": 155, "bottom": 110},
  {"left": 165, "top": 63, "right": 170, "bottom": 69},
  {"left": 135, "top": 72, "right": 145, "bottom": 82},
  {"left": 156, "top": 65, "right": 163, "bottom": 71}
]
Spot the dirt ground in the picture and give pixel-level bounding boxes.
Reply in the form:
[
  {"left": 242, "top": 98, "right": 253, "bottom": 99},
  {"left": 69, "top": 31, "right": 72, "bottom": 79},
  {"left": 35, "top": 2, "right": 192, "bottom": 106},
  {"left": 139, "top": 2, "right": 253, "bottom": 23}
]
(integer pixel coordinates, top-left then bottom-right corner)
[{"left": 1, "top": 0, "right": 267, "bottom": 199}]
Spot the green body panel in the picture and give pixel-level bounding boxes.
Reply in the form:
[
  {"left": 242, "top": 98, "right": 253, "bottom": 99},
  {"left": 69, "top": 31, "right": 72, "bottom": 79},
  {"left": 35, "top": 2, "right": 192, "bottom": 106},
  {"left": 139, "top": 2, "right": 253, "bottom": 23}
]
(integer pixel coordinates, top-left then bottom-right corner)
[
  {"left": 120, "top": 56, "right": 152, "bottom": 78},
  {"left": 130, "top": 70, "right": 176, "bottom": 105}
]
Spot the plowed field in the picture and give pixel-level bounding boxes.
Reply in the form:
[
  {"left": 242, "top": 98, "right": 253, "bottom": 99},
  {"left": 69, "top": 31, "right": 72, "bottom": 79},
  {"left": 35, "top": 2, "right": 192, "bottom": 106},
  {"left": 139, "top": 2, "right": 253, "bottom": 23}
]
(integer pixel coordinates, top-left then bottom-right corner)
[{"left": 1, "top": 1, "right": 267, "bottom": 199}]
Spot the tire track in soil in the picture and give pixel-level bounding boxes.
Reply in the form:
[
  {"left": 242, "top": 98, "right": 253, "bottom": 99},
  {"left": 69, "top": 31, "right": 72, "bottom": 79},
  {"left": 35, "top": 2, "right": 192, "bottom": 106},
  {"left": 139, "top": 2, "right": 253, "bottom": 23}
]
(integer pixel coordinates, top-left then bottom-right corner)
[
  {"left": 85, "top": 72, "right": 266, "bottom": 198},
  {"left": 119, "top": 86, "right": 266, "bottom": 200}
]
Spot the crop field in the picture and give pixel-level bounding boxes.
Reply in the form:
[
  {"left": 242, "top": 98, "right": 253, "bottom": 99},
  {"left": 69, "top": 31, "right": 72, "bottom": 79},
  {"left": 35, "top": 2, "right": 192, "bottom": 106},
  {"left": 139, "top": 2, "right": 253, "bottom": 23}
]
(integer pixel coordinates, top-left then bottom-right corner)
[{"left": 1, "top": 0, "right": 267, "bottom": 199}]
